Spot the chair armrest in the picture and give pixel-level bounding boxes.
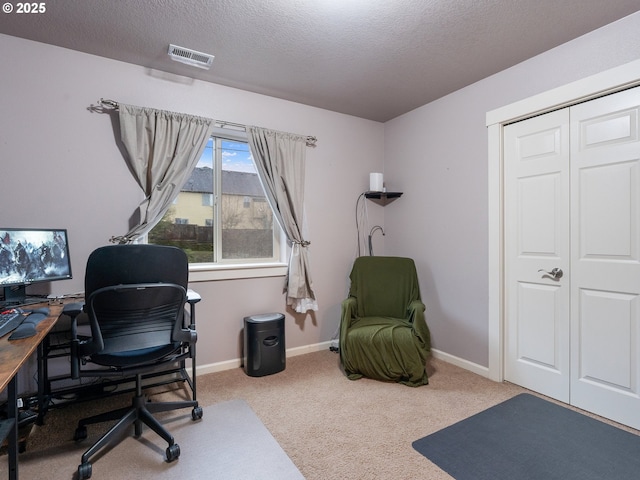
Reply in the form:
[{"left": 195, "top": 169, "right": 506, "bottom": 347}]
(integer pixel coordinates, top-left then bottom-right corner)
[
  {"left": 341, "top": 297, "right": 357, "bottom": 325},
  {"left": 408, "top": 299, "right": 430, "bottom": 350},
  {"left": 63, "top": 301, "right": 85, "bottom": 341},
  {"left": 407, "top": 299, "right": 425, "bottom": 318},
  {"left": 66, "top": 302, "right": 90, "bottom": 379},
  {"left": 339, "top": 297, "right": 357, "bottom": 357},
  {"left": 71, "top": 338, "right": 80, "bottom": 379},
  {"left": 63, "top": 302, "right": 84, "bottom": 318},
  {"left": 173, "top": 327, "right": 197, "bottom": 344}
]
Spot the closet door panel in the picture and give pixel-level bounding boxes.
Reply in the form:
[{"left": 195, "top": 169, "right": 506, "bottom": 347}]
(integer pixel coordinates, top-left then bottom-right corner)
[
  {"left": 504, "top": 109, "right": 570, "bottom": 402},
  {"left": 570, "top": 86, "right": 640, "bottom": 430}
]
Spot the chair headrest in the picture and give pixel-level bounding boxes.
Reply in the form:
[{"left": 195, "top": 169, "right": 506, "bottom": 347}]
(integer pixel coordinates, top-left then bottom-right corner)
[{"left": 85, "top": 245, "right": 188, "bottom": 295}]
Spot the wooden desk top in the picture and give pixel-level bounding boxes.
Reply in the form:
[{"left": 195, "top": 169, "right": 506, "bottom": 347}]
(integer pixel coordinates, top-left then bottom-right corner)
[{"left": 0, "top": 304, "right": 63, "bottom": 392}]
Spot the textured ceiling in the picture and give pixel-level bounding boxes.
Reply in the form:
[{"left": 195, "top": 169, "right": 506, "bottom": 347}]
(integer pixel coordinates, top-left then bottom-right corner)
[{"left": 1, "top": 0, "right": 639, "bottom": 122}]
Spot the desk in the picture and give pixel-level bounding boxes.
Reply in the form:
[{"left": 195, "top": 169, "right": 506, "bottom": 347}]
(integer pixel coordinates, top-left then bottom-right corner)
[{"left": 0, "top": 304, "right": 62, "bottom": 480}]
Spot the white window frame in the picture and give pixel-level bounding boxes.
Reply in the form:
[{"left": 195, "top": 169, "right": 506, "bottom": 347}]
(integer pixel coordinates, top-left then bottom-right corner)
[
  {"left": 145, "top": 127, "right": 289, "bottom": 283},
  {"left": 187, "top": 127, "right": 287, "bottom": 281}
]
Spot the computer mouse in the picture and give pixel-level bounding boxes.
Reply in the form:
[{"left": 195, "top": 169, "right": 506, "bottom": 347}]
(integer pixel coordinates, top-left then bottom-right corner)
[
  {"left": 8, "top": 323, "right": 37, "bottom": 340},
  {"left": 28, "top": 307, "right": 50, "bottom": 316}
]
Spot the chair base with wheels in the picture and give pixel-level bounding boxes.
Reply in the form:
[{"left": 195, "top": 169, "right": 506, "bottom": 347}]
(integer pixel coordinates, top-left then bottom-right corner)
[{"left": 74, "top": 372, "right": 203, "bottom": 480}]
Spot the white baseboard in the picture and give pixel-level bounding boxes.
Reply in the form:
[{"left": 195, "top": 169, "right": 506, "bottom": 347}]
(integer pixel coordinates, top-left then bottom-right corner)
[
  {"left": 430, "top": 348, "right": 490, "bottom": 378},
  {"left": 195, "top": 342, "right": 490, "bottom": 380},
  {"left": 196, "top": 340, "right": 333, "bottom": 376}
]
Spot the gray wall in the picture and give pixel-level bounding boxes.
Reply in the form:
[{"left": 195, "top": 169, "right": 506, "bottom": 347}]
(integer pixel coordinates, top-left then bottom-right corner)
[
  {"left": 2, "top": 11, "right": 640, "bottom": 373},
  {"left": 0, "top": 33, "right": 384, "bottom": 368},
  {"left": 384, "top": 11, "right": 640, "bottom": 367}
]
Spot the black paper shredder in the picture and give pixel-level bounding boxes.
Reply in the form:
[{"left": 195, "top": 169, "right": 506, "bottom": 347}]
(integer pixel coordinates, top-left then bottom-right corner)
[{"left": 243, "top": 313, "right": 285, "bottom": 377}]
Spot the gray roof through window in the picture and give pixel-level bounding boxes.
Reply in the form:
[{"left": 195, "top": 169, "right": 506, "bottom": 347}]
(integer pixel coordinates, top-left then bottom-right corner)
[{"left": 182, "top": 167, "right": 264, "bottom": 196}]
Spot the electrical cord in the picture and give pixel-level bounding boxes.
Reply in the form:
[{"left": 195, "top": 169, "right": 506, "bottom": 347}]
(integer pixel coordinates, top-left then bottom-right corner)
[
  {"left": 355, "top": 192, "right": 369, "bottom": 256},
  {"left": 368, "top": 225, "right": 385, "bottom": 256}
]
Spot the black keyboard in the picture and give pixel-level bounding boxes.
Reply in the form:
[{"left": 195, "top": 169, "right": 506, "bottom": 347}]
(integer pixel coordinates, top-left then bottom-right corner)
[{"left": 0, "top": 310, "right": 26, "bottom": 338}]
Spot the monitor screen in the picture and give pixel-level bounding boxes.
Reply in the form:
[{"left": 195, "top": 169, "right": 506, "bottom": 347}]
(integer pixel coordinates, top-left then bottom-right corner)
[{"left": 0, "top": 228, "right": 72, "bottom": 297}]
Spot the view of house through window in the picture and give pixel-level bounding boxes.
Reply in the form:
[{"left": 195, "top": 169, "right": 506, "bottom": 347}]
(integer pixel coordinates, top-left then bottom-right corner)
[{"left": 148, "top": 136, "right": 281, "bottom": 264}]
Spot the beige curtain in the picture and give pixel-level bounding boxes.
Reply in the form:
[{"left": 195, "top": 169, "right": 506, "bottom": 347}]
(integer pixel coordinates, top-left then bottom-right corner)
[
  {"left": 112, "top": 104, "right": 214, "bottom": 243},
  {"left": 247, "top": 126, "right": 318, "bottom": 313}
]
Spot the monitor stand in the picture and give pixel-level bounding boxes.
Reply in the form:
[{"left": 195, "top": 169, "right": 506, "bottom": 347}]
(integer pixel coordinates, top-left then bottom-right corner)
[{"left": 1, "top": 285, "right": 44, "bottom": 308}]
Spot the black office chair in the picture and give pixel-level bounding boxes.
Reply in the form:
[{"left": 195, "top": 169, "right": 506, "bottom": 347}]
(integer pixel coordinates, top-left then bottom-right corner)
[{"left": 70, "top": 244, "right": 202, "bottom": 480}]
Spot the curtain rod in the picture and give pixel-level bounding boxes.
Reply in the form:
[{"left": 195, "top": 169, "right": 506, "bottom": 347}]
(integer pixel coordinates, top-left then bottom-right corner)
[{"left": 99, "top": 98, "right": 318, "bottom": 147}]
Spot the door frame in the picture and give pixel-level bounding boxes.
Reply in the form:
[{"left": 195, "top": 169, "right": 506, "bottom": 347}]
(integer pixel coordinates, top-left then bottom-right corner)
[{"left": 486, "top": 59, "right": 640, "bottom": 382}]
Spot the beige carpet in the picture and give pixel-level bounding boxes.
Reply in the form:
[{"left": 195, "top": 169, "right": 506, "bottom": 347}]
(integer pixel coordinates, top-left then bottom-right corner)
[{"left": 4, "top": 350, "right": 638, "bottom": 479}]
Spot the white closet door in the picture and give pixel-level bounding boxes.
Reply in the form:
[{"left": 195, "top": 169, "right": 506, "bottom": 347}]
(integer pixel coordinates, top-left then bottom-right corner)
[
  {"left": 569, "top": 87, "right": 640, "bottom": 429},
  {"left": 504, "top": 109, "right": 571, "bottom": 402}
]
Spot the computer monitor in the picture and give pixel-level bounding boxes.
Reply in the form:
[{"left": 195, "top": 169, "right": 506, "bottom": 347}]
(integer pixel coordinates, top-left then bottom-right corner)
[{"left": 0, "top": 228, "right": 72, "bottom": 307}]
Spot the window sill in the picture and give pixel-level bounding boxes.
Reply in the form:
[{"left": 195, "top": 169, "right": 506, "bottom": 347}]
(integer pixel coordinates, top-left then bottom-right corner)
[{"left": 188, "top": 262, "right": 287, "bottom": 282}]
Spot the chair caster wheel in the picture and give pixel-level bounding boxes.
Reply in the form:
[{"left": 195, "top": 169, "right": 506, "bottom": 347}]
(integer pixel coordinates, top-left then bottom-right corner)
[
  {"left": 78, "top": 462, "right": 92, "bottom": 479},
  {"left": 191, "top": 406, "right": 203, "bottom": 421},
  {"left": 74, "top": 425, "right": 87, "bottom": 442},
  {"left": 166, "top": 443, "right": 180, "bottom": 462}
]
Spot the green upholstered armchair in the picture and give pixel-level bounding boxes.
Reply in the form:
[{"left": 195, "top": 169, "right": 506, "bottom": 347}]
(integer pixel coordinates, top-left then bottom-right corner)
[{"left": 339, "top": 256, "right": 431, "bottom": 387}]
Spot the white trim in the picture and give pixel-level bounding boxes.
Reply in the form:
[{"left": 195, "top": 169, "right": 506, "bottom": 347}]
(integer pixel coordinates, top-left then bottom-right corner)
[
  {"left": 431, "top": 348, "right": 490, "bottom": 378},
  {"left": 194, "top": 343, "right": 491, "bottom": 381},
  {"left": 195, "top": 340, "right": 333, "bottom": 376},
  {"left": 486, "top": 59, "right": 640, "bottom": 126},
  {"left": 486, "top": 58, "right": 640, "bottom": 382},
  {"left": 487, "top": 123, "right": 504, "bottom": 382},
  {"left": 189, "top": 262, "right": 287, "bottom": 281}
]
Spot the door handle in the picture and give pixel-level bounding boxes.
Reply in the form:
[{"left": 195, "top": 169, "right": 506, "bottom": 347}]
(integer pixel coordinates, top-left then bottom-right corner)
[{"left": 538, "top": 267, "right": 563, "bottom": 280}]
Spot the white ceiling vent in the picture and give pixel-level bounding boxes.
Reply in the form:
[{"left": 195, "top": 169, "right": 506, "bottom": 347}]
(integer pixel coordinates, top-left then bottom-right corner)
[{"left": 168, "top": 44, "right": 214, "bottom": 70}]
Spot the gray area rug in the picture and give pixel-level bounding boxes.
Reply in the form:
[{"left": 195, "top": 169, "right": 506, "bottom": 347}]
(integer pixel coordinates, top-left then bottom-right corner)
[
  {"left": 413, "top": 393, "right": 640, "bottom": 480},
  {"left": 2, "top": 399, "right": 304, "bottom": 480}
]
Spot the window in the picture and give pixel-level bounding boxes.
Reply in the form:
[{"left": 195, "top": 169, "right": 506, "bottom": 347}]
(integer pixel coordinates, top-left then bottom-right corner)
[
  {"left": 148, "top": 132, "right": 283, "bottom": 267},
  {"left": 202, "top": 193, "right": 213, "bottom": 206}
]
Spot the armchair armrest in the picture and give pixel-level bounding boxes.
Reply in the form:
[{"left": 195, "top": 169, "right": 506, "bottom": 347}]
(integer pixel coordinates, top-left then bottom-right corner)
[
  {"left": 341, "top": 297, "right": 357, "bottom": 326},
  {"left": 407, "top": 299, "right": 425, "bottom": 319},
  {"left": 339, "top": 296, "right": 357, "bottom": 357},
  {"left": 408, "top": 299, "right": 430, "bottom": 350}
]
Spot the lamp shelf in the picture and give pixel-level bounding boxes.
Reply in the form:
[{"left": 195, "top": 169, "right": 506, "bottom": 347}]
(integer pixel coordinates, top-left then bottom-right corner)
[{"left": 364, "top": 191, "right": 403, "bottom": 206}]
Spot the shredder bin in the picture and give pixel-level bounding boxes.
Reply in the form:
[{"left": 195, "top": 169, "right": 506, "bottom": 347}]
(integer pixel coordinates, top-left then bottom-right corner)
[{"left": 243, "top": 313, "right": 286, "bottom": 377}]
